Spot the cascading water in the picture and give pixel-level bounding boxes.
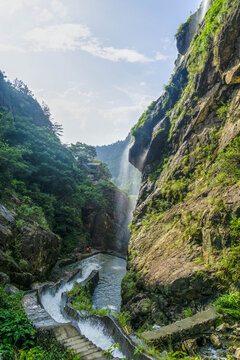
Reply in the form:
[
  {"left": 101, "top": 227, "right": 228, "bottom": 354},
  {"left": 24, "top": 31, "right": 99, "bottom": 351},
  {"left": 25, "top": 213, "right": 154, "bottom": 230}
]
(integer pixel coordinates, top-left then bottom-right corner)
[
  {"left": 114, "top": 137, "right": 141, "bottom": 254},
  {"left": 118, "top": 137, "right": 141, "bottom": 215},
  {"left": 41, "top": 261, "right": 101, "bottom": 323},
  {"left": 199, "top": 0, "right": 211, "bottom": 22},
  {"left": 41, "top": 254, "right": 126, "bottom": 358},
  {"left": 40, "top": 138, "right": 140, "bottom": 358}
]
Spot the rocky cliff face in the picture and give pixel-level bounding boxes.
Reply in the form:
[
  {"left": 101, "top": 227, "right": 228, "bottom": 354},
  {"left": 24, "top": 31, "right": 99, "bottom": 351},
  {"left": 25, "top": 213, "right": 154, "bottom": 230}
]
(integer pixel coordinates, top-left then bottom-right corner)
[
  {"left": 0, "top": 204, "right": 60, "bottom": 286},
  {"left": 83, "top": 184, "right": 130, "bottom": 255},
  {"left": 123, "top": 0, "right": 240, "bottom": 330}
]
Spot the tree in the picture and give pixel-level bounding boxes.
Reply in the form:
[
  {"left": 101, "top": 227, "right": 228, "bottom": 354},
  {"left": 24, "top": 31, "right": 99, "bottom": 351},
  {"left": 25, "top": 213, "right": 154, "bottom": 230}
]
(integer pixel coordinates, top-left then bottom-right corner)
[
  {"left": 13, "top": 78, "right": 34, "bottom": 97},
  {"left": 69, "top": 142, "right": 96, "bottom": 163}
]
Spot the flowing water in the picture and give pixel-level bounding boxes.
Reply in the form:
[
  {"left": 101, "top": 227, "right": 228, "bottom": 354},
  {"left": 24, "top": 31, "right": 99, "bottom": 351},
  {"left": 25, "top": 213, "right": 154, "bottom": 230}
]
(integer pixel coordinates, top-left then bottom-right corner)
[
  {"left": 41, "top": 253, "right": 127, "bottom": 358},
  {"left": 199, "top": 0, "right": 211, "bottom": 22}
]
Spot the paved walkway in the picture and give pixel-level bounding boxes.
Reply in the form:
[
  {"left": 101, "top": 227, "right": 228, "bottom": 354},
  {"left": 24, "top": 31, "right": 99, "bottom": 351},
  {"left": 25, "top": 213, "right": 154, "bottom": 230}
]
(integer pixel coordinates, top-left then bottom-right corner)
[
  {"left": 52, "top": 323, "right": 108, "bottom": 360},
  {"left": 142, "top": 307, "right": 219, "bottom": 348},
  {"left": 23, "top": 292, "right": 109, "bottom": 359}
]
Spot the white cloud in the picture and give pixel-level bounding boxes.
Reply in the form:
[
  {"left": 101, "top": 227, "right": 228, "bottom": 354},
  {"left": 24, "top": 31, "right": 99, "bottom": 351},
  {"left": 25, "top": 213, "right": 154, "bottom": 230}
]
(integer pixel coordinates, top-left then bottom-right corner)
[
  {"left": 0, "top": 0, "right": 167, "bottom": 63},
  {"left": 25, "top": 24, "right": 91, "bottom": 51},
  {"left": 0, "top": 43, "right": 25, "bottom": 52},
  {"left": 51, "top": 0, "right": 67, "bottom": 18},
  {"left": 39, "top": 9, "right": 54, "bottom": 23},
  {"left": 24, "top": 23, "right": 168, "bottom": 63},
  {"left": 155, "top": 51, "right": 168, "bottom": 61},
  {"left": 0, "top": 0, "right": 26, "bottom": 16},
  {"left": 0, "top": 0, "right": 67, "bottom": 24},
  {"left": 80, "top": 41, "right": 154, "bottom": 63}
]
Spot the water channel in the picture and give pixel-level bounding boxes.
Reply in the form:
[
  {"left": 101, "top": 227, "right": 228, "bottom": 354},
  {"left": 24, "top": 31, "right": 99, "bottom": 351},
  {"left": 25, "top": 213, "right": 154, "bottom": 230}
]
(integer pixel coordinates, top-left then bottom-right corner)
[{"left": 41, "top": 253, "right": 127, "bottom": 358}]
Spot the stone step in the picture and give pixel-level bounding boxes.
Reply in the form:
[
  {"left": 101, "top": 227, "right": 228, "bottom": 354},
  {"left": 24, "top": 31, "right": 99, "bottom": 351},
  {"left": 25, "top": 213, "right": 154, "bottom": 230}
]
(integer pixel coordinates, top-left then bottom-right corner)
[
  {"left": 81, "top": 352, "right": 107, "bottom": 360},
  {"left": 53, "top": 323, "right": 80, "bottom": 341},
  {"left": 62, "top": 335, "right": 84, "bottom": 343},
  {"left": 63, "top": 336, "right": 88, "bottom": 346},
  {"left": 73, "top": 343, "right": 99, "bottom": 354},
  {"left": 67, "top": 342, "right": 97, "bottom": 352},
  {"left": 76, "top": 347, "right": 104, "bottom": 358}
]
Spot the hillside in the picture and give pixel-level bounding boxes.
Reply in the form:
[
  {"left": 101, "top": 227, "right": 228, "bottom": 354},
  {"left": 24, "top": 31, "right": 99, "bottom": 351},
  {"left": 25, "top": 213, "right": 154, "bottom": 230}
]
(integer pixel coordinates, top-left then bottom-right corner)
[
  {"left": 0, "top": 72, "right": 129, "bottom": 285},
  {"left": 122, "top": 0, "right": 240, "bottom": 330}
]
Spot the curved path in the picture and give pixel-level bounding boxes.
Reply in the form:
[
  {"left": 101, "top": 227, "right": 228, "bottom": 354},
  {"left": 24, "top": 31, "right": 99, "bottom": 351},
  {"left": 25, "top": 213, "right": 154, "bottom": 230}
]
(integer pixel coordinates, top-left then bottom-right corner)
[
  {"left": 53, "top": 323, "right": 108, "bottom": 360},
  {"left": 23, "top": 291, "right": 109, "bottom": 359}
]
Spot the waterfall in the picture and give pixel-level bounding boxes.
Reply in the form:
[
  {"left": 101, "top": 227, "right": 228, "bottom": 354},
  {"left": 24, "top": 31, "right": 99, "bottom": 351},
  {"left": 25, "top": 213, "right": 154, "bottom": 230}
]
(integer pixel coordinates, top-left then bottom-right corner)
[
  {"left": 118, "top": 138, "right": 141, "bottom": 216},
  {"left": 114, "top": 138, "right": 141, "bottom": 253},
  {"left": 199, "top": 0, "right": 211, "bottom": 22},
  {"left": 119, "top": 138, "right": 141, "bottom": 209}
]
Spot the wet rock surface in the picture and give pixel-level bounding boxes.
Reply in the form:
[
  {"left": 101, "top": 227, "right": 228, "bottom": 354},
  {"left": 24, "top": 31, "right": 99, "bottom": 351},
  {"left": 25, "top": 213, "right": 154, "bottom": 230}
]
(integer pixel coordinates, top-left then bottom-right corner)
[{"left": 84, "top": 187, "right": 130, "bottom": 255}]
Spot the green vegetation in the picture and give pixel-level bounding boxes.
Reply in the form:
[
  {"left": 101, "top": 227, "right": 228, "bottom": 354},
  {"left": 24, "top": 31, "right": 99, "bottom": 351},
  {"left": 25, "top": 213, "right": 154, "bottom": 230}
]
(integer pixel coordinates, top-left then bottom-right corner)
[
  {"left": 188, "top": 0, "right": 235, "bottom": 76},
  {"left": 121, "top": 271, "right": 138, "bottom": 304},
  {"left": 18, "top": 347, "right": 80, "bottom": 360},
  {"left": 68, "top": 282, "right": 132, "bottom": 334},
  {"left": 217, "top": 135, "right": 240, "bottom": 180},
  {"left": 175, "top": 14, "right": 193, "bottom": 39},
  {"left": 0, "top": 287, "right": 77, "bottom": 360},
  {"left": 131, "top": 101, "right": 156, "bottom": 137},
  {"left": 214, "top": 292, "right": 240, "bottom": 320},
  {"left": 0, "top": 288, "right": 35, "bottom": 359},
  {"left": 0, "top": 71, "right": 117, "bottom": 255},
  {"left": 182, "top": 308, "right": 193, "bottom": 318},
  {"left": 67, "top": 282, "right": 110, "bottom": 316},
  {"left": 130, "top": 0, "right": 237, "bottom": 169}
]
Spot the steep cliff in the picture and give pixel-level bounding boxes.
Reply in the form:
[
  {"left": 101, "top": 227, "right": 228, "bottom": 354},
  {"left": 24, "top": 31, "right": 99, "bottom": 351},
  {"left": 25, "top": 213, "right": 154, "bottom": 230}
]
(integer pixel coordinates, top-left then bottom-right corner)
[{"left": 122, "top": 0, "right": 240, "bottom": 330}]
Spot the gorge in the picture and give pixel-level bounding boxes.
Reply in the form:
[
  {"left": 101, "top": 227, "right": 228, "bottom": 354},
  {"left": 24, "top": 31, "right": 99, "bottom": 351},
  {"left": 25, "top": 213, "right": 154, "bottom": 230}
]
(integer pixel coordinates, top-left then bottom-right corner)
[{"left": 0, "top": 0, "right": 240, "bottom": 359}]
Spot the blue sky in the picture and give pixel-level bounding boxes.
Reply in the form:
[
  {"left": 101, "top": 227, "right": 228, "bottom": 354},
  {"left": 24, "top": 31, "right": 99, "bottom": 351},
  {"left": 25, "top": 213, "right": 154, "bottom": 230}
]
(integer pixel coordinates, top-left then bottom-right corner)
[{"left": 0, "top": 0, "right": 202, "bottom": 145}]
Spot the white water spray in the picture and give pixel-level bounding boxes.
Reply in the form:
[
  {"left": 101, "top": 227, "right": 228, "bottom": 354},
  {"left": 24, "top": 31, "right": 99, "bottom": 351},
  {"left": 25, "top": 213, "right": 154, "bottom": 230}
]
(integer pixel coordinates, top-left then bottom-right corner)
[
  {"left": 41, "top": 261, "right": 100, "bottom": 323},
  {"left": 41, "top": 254, "right": 126, "bottom": 358},
  {"left": 200, "top": 0, "right": 211, "bottom": 22}
]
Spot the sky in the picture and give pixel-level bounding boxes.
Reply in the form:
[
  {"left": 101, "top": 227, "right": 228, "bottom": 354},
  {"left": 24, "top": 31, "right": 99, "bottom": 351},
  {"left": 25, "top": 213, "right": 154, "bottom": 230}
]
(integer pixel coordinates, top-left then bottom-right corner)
[{"left": 0, "top": 0, "right": 202, "bottom": 146}]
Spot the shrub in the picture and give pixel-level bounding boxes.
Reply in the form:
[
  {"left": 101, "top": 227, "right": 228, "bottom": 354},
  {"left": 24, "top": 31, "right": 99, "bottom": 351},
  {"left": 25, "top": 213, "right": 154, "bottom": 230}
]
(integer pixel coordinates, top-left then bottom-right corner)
[
  {"left": 214, "top": 292, "right": 240, "bottom": 320},
  {"left": 121, "top": 271, "right": 138, "bottom": 304}
]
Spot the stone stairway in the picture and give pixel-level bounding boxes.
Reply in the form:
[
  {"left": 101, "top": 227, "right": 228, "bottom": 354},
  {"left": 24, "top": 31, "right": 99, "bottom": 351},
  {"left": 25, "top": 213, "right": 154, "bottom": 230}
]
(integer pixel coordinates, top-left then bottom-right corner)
[{"left": 52, "top": 323, "right": 108, "bottom": 360}]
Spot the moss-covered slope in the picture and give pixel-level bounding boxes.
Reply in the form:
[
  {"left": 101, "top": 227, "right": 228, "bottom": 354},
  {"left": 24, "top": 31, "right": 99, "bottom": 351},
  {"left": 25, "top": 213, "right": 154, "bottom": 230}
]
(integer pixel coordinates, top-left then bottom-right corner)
[{"left": 123, "top": 0, "right": 240, "bottom": 330}]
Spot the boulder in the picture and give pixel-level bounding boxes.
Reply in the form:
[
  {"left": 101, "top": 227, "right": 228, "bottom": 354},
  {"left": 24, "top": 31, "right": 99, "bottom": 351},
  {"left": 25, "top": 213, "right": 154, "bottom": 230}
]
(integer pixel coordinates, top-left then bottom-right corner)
[
  {"left": 216, "top": 323, "right": 228, "bottom": 333},
  {"left": 31, "top": 281, "right": 55, "bottom": 290},
  {"left": 210, "top": 334, "right": 222, "bottom": 348},
  {"left": 235, "top": 348, "right": 240, "bottom": 360},
  {"left": 10, "top": 272, "right": 35, "bottom": 287},
  {"left": 19, "top": 222, "right": 60, "bottom": 279},
  {"left": 4, "top": 284, "right": 19, "bottom": 295},
  {"left": 0, "top": 204, "right": 16, "bottom": 250},
  {"left": 0, "top": 250, "right": 21, "bottom": 273},
  {"left": 183, "top": 339, "right": 198, "bottom": 355},
  {"left": 0, "top": 272, "right": 10, "bottom": 285}
]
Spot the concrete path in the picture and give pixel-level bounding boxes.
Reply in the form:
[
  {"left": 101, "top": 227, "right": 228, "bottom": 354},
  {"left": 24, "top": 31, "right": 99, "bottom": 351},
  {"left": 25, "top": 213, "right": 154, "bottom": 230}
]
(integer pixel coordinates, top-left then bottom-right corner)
[
  {"left": 142, "top": 307, "right": 219, "bottom": 349},
  {"left": 23, "top": 292, "right": 109, "bottom": 359},
  {"left": 23, "top": 291, "right": 59, "bottom": 328},
  {"left": 52, "top": 323, "right": 108, "bottom": 360}
]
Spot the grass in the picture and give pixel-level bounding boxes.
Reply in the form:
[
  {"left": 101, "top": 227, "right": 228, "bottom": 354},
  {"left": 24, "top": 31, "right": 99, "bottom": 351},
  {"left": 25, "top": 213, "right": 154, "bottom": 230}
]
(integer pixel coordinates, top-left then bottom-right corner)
[{"left": 214, "top": 292, "right": 240, "bottom": 320}]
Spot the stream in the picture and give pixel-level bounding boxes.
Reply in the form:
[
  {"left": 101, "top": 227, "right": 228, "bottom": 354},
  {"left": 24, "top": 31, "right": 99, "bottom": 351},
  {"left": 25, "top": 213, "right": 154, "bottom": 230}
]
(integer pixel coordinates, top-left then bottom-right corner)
[{"left": 41, "top": 253, "right": 127, "bottom": 358}]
